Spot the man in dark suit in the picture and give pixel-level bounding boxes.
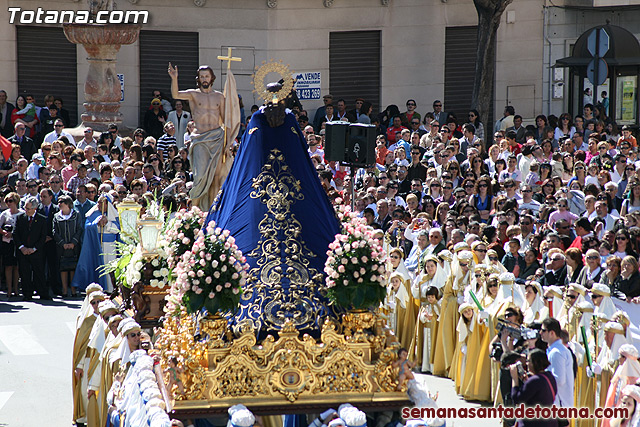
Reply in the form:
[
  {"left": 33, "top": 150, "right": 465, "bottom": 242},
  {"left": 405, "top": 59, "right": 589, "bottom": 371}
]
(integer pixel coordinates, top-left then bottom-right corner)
[
  {"left": 13, "top": 196, "right": 48, "bottom": 300},
  {"left": 8, "top": 122, "right": 36, "bottom": 162},
  {"left": 7, "top": 158, "right": 28, "bottom": 190},
  {"left": 541, "top": 253, "right": 568, "bottom": 288},
  {"left": 0, "top": 90, "right": 15, "bottom": 138},
  {"left": 48, "top": 173, "right": 71, "bottom": 203},
  {"left": 427, "top": 228, "right": 447, "bottom": 255},
  {"left": 346, "top": 97, "right": 365, "bottom": 122},
  {"left": 431, "top": 100, "right": 448, "bottom": 127},
  {"left": 506, "top": 114, "right": 526, "bottom": 145},
  {"left": 38, "top": 188, "right": 61, "bottom": 296}
]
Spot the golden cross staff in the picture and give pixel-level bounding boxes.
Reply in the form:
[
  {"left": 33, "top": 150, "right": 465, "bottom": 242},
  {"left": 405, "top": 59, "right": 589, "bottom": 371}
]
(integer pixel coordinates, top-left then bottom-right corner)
[
  {"left": 217, "top": 47, "right": 242, "bottom": 163},
  {"left": 217, "top": 47, "right": 242, "bottom": 70}
]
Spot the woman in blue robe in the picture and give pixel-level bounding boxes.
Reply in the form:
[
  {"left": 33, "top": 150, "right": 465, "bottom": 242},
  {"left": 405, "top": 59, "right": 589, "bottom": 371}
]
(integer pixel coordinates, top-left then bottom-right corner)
[{"left": 72, "top": 194, "right": 120, "bottom": 292}]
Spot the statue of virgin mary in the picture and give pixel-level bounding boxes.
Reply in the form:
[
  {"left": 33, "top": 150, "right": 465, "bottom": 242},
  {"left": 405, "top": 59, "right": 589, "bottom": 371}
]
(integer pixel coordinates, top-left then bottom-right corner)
[{"left": 207, "top": 94, "right": 341, "bottom": 338}]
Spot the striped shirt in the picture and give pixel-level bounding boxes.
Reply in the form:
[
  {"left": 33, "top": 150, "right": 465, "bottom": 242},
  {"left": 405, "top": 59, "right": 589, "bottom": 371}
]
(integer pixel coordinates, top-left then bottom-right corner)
[{"left": 157, "top": 134, "right": 177, "bottom": 161}]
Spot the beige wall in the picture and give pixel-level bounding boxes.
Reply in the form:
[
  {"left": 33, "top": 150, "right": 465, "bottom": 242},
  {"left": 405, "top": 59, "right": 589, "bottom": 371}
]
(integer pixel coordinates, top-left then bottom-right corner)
[
  {"left": 2, "top": 0, "right": 549, "bottom": 128},
  {"left": 497, "top": 0, "right": 545, "bottom": 122}
]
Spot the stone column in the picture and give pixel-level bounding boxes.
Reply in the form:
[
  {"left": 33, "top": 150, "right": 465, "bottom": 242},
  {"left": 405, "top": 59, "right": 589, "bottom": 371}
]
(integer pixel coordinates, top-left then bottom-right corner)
[{"left": 63, "top": 24, "right": 140, "bottom": 131}]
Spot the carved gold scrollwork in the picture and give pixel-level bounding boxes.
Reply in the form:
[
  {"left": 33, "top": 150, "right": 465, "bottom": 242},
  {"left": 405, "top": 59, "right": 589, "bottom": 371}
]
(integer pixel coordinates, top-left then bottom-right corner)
[
  {"left": 154, "top": 315, "right": 208, "bottom": 401},
  {"left": 241, "top": 149, "right": 328, "bottom": 333},
  {"left": 159, "top": 315, "right": 408, "bottom": 409}
]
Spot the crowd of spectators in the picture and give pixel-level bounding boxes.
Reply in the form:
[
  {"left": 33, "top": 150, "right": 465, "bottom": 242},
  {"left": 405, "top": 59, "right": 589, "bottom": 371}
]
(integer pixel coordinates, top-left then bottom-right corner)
[
  {"left": 4, "top": 87, "right": 640, "bottom": 425},
  {"left": 0, "top": 90, "right": 196, "bottom": 300}
]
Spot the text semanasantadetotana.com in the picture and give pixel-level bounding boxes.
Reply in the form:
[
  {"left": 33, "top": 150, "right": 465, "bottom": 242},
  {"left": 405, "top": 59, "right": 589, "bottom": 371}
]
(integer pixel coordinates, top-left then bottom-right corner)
[{"left": 402, "top": 405, "right": 628, "bottom": 420}]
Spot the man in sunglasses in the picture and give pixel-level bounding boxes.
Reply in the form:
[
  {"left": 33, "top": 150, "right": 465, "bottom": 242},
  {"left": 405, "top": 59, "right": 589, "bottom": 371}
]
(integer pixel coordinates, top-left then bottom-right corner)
[
  {"left": 518, "top": 184, "right": 541, "bottom": 216},
  {"left": 143, "top": 97, "right": 168, "bottom": 140},
  {"left": 457, "top": 123, "right": 478, "bottom": 157},
  {"left": 43, "top": 118, "right": 74, "bottom": 145},
  {"left": 541, "top": 251, "right": 568, "bottom": 288},
  {"left": 594, "top": 200, "right": 619, "bottom": 237}
]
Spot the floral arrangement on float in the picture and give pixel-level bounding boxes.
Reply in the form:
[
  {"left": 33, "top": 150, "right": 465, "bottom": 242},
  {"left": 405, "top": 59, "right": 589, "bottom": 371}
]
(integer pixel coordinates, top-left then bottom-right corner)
[
  {"left": 324, "top": 214, "right": 387, "bottom": 311},
  {"left": 164, "top": 220, "right": 249, "bottom": 318},
  {"left": 164, "top": 207, "right": 207, "bottom": 269},
  {"left": 333, "top": 198, "right": 359, "bottom": 225},
  {"left": 124, "top": 242, "right": 171, "bottom": 289},
  {"left": 108, "top": 199, "right": 171, "bottom": 290}
]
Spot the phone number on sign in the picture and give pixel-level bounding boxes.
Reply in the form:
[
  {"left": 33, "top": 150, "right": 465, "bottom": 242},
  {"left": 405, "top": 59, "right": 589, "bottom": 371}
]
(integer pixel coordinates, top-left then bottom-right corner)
[{"left": 296, "top": 88, "right": 321, "bottom": 100}]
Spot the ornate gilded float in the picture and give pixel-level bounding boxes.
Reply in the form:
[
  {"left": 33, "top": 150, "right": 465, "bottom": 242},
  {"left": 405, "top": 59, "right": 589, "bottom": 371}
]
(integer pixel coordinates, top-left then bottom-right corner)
[{"left": 154, "top": 314, "right": 410, "bottom": 416}]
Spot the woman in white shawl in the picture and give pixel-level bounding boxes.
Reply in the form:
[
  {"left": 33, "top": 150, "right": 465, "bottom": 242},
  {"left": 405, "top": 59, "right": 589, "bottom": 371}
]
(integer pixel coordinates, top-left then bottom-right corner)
[
  {"left": 592, "top": 283, "right": 618, "bottom": 319},
  {"left": 558, "top": 283, "right": 587, "bottom": 334},
  {"left": 485, "top": 249, "right": 507, "bottom": 274},
  {"left": 603, "top": 344, "right": 640, "bottom": 427},
  {"left": 592, "top": 283, "right": 618, "bottom": 346},
  {"left": 543, "top": 285, "right": 565, "bottom": 319},
  {"left": 522, "top": 280, "right": 548, "bottom": 324},
  {"left": 412, "top": 255, "right": 445, "bottom": 372},
  {"left": 432, "top": 249, "right": 474, "bottom": 377},
  {"left": 75, "top": 283, "right": 104, "bottom": 330},
  {"left": 388, "top": 248, "right": 418, "bottom": 351},
  {"left": 451, "top": 303, "right": 475, "bottom": 393},
  {"left": 493, "top": 272, "right": 526, "bottom": 317},
  {"left": 609, "top": 384, "right": 640, "bottom": 427},
  {"left": 464, "top": 264, "right": 487, "bottom": 307},
  {"left": 437, "top": 249, "right": 453, "bottom": 280}
]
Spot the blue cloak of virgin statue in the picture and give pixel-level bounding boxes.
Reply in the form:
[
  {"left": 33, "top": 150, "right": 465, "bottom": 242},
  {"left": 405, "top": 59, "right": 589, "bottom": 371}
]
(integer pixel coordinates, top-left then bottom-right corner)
[{"left": 207, "top": 107, "right": 341, "bottom": 338}]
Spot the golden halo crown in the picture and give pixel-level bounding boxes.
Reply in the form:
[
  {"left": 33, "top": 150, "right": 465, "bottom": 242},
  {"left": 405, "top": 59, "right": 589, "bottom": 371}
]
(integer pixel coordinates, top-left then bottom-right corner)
[{"left": 252, "top": 59, "right": 294, "bottom": 104}]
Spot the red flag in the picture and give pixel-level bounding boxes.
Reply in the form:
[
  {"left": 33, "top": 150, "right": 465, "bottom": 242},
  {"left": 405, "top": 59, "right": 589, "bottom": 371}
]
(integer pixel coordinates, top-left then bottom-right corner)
[{"left": 0, "top": 135, "right": 11, "bottom": 161}]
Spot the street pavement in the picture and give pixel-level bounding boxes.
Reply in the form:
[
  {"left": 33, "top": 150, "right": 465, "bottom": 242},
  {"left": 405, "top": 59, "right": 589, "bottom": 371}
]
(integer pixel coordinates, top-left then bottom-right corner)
[
  {"left": 0, "top": 297, "right": 501, "bottom": 427},
  {"left": 0, "top": 297, "right": 80, "bottom": 427},
  {"left": 416, "top": 374, "right": 502, "bottom": 427}
]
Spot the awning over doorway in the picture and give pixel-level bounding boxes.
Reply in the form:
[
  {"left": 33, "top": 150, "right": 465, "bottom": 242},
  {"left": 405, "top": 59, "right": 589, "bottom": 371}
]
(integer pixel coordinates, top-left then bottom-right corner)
[{"left": 555, "top": 24, "right": 640, "bottom": 67}]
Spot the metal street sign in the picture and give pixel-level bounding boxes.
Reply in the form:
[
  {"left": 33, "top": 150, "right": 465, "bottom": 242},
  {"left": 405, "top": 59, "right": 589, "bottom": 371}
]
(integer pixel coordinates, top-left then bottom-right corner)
[
  {"left": 587, "top": 58, "right": 608, "bottom": 86},
  {"left": 599, "top": 29, "right": 610, "bottom": 57},
  {"left": 587, "top": 28, "right": 610, "bottom": 57}
]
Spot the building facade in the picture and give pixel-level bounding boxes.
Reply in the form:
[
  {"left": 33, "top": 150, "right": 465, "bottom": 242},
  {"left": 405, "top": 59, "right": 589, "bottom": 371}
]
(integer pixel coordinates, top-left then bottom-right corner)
[{"left": 0, "top": 0, "right": 638, "bottom": 130}]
